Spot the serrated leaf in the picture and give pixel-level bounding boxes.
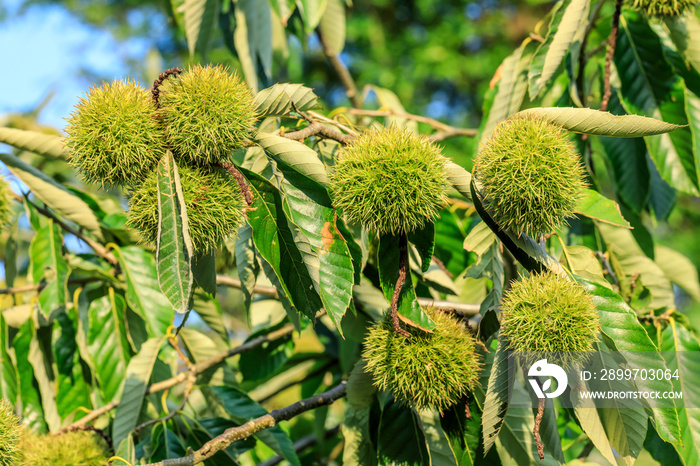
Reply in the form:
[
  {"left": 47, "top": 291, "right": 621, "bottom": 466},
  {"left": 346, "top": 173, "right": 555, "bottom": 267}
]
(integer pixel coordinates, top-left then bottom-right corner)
[
  {"left": 482, "top": 39, "right": 536, "bottom": 141},
  {"left": 654, "top": 245, "right": 700, "bottom": 302},
  {"left": 297, "top": 0, "right": 328, "bottom": 33},
  {"left": 585, "top": 344, "right": 648, "bottom": 466},
  {"left": 659, "top": 319, "right": 700, "bottom": 465},
  {"left": 318, "top": 0, "right": 345, "bottom": 54},
  {"left": 156, "top": 151, "right": 193, "bottom": 314},
  {"left": 112, "top": 337, "right": 164, "bottom": 449},
  {"left": 275, "top": 161, "right": 354, "bottom": 333},
  {"left": 528, "top": 0, "right": 589, "bottom": 99},
  {"left": 237, "top": 0, "right": 273, "bottom": 80},
  {"left": 212, "top": 385, "right": 301, "bottom": 465},
  {"left": 575, "top": 188, "right": 631, "bottom": 228},
  {"left": 559, "top": 245, "right": 610, "bottom": 288},
  {"left": 235, "top": 223, "right": 259, "bottom": 312},
  {"left": 29, "top": 219, "right": 69, "bottom": 316},
  {"left": 445, "top": 162, "right": 472, "bottom": 201},
  {"left": 0, "top": 152, "right": 104, "bottom": 241},
  {"left": 0, "top": 127, "right": 65, "bottom": 158},
  {"left": 111, "top": 245, "right": 175, "bottom": 337},
  {"left": 616, "top": 11, "right": 699, "bottom": 195},
  {"left": 663, "top": 13, "right": 700, "bottom": 77},
  {"left": 579, "top": 278, "right": 681, "bottom": 445},
  {"left": 241, "top": 167, "right": 323, "bottom": 321},
  {"left": 377, "top": 397, "right": 430, "bottom": 465},
  {"left": 495, "top": 381, "right": 561, "bottom": 466},
  {"left": 87, "top": 291, "right": 128, "bottom": 402},
  {"left": 514, "top": 107, "right": 685, "bottom": 137},
  {"left": 180, "top": 0, "right": 219, "bottom": 57},
  {"left": 254, "top": 83, "right": 320, "bottom": 118},
  {"left": 481, "top": 338, "right": 513, "bottom": 453},
  {"left": 256, "top": 132, "right": 329, "bottom": 185},
  {"left": 378, "top": 234, "right": 436, "bottom": 331}
]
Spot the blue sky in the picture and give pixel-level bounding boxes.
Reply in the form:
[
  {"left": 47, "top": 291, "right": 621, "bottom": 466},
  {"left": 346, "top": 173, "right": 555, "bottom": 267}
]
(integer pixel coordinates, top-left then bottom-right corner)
[{"left": 0, "top": 0, "right": 152, "bottom": 130}]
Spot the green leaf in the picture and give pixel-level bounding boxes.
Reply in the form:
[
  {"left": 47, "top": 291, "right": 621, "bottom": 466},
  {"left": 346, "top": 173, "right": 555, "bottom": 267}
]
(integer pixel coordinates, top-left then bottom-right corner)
[
  {"left": 0, "top": 127, "right": 65, "bottom": 158},
  {"left": 575, "top": 189, "right": 632, "bottom": 228},
  {"left": 254, "top": 83, "right": 320, "bottom": 118},
  {"left": 12, "top": 320, "right": 47, "bottom": 432},
  {"left": 52, "top": 307, "right": 92, "bottom": 420},
  {"left": 192, "top": 291, "right": 229, "bottom": 344},
  {"left": 514, "top": 107, "right": 685, "bottom": 137},
  {"left": 445, "top": 162, "right": 473, "bottom": 201},
  {"left": 481, "top": 338, "right": 512, "bottom": 453},
  {"left": 558, "top": 244, "right": 610, "bottom": 288},
  {"left": 654, "top": 245, "right": 700, "bottom": 302},
  {"left": 275, "top": 161, "right": 355, "bottom": 333},
  {"left": 481, "top": 39, "right": 537, "bottom": 141},
  {"left": 659, "top": 318, "right": 700, "bottom": 465},
  {"left": 156, "top": 151, "right": 194, "bottom": 314},
  {"left": 29, "top": 219, "right": 69, "bottom": 316},
  {"left": 416, "top": 408, "right": 461, "bottom": 465},
  {"left": 663, "top": 13, "right": 700, "bottom": 77},
  {"left": 269, "top": 0, "right": 296, "bottom": 23},
  {"left": 296, "top": 0, "right": 328, "bottom": 33},
  {"left": 408, "top": 222, "right": 435, "bottom": 274},
  {"left": 111, "top": 245, "right": 175, "bottom": 337},
  {"left": 256, "top": 132, "right": 329, "bottom": 185},
  {"left": 495, "top": 381, "right": 561, "bottom": 466},
  {"left": 585, "top": 344, "right": 648, "bottom": 466},
  {"left": 235, "top": 223, "right": 259, "bottom": 312},
  {"left": 0, "top": 313, "right": 18, "bottom": 403},
  {"left": 87, "top": 291, "right": 128, "bottom": 402},
  {"left": 0, "top": 152, "right": 104, "bottom": 241},
  {"left": 569, "top": 375, "right": 618, "bottom": 466},
  {"left": 150, "top": 423, "right": 187, "bottom": 461},
  {"left": 579, "top": 278, "right": 681, "bottom": 445},
  {"left": 180, "top": 0, "right": 219, "bottom": 57},
  {"left": 241, "top": 167, "right": 323, "bottom": 321},
  {"left": 377, "top": 397, "right": 430, "bottom": 465},
  {"left": 378, "top": 234, "right": 436, "bottom": 331},
  {"left": 238, "top": 330, "right": 293, "bottom": 381},
  {"left": 342, "top": 361, "right": 377, "bottom": 464},
  {"left": 318, "top": 0, "right": 345, "bottom": 54},
  {"left": 528, "top": 0, "right": 589, "bottom": 99},
  {"left": 366, "top": 85, "right": 417, "bottom": 131},
  {"left": 236, "top": 0, "right": 273, "bottom": 80},
  {"left": 192, "top": 248, "right": 217, "bottom": 295},
  {"left": 212, "top": 385, "right": 301, "bottom": 465},
  {"left": 112, "top": 337, "right": 164, "bottom": 449},
  {"left": 233, "top": 0, "right": 258, "bottom": 92},
  {"left": 179, "top": 328, "right": 237, "bottom": 386},
  {"left": 615, "top": 11, "right": 699, "bottom": 195}
]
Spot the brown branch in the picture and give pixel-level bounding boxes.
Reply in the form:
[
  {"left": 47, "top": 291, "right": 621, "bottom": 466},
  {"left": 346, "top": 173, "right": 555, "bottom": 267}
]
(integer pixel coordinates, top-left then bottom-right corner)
[
  {"left": 391, "top": 235, "right": 411, "bottom": 337},
  {"left": 347, "top": 109, "right": 477, "bottom": 136},
  {"left": 317, "top": 30, "right": 360, "bottom": 108},
  {"left": 218, "top": 162, "right": 253, "bottom": 206},
  {"left": 257, "top": 425, "right": 341, "bottom": 466},
  {"left": 134, "top": 373, "right": 196, "bottom": 434},
  {"left": 601, "top": 0, "right": 623, "bottom": 112},
  {"left": 142, "top": 382, "right": 347, "bottom": 466},
  {"left": 28, "top": 198, "right": 118, "bottom": 267},
  {"left": 151, "top": 67, "right": 183, "bottom": 107},
  {"left": 62, "top": 323, "right": 296, "bottom": 430},
  {"left": 307, "top": 111, "right": 360, "bottom": 137},
  {"left": 534, "top": 397, "right": 545, "bottom": 460},
  {"left": 282, "top": 122, "right": 354, "bottom": 145},
  {"left": 0, "top": 277, "right": 103, "bottom": 295},
  {"left": 429, "top": 129, "right": 480, "bottom": 142},
  {"left": 215, "top": 275, "right": 480, "bottom": 315}
]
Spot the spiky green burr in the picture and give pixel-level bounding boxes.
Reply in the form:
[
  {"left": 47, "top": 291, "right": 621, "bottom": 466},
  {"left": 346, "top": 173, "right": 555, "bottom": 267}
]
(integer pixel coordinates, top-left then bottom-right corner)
[
  {"left": 500, "top": 272, "right": 600, "bottom": 369},
  {"left": 329, "top": 125, "right": 450, "bottom": 235},
  {"left": 19, "top": 430, "right": 110, "bottom": 466},
  {"left": 0, "top": 400, "right": 22, "bottom": 466},
  {"left": 474, "top": 116, "right": 586, "bottom": 238},
  {"left": 158, "top": 64, "right": 257, "bottom": 166},
  {"left": 362, "top": 306, "right": 481, "bottom": 412},
  {"left": 127, "top": 162, "right": 247, "bottom": 251},
  {"left": 65, "top": 79, "right": 164, "bottom": 187},
  {"left": 629, "top": 0, "right": 695, "bottom": 17}
]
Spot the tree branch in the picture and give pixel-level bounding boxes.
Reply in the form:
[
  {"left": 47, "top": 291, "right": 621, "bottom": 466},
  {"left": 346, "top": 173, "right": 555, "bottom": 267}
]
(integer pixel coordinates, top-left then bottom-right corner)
[
  {"left": 0, "top": 277, "right": 103, "bottom": 295},
  {"left": 217, "top": 162, "right": 253, "bottom": 206},
  {"left": 601, "top": 0, "right": 623, "bottom": 112},
  {"left": 142, "top": 382, "right": 347, "bottom": 466},
  {"left": 347, "top": 108, "right": 477, "bottom": 140},
  {"left": 215, "top": 275, "right": 480, "bottom": 316},
  {"left": 282, "top": 122, "right": 354, "bottom": 145},
  {"left": 257, "top": 425, "right": 342, "bottom": 466},
  {"left": 317, "top": 30, "right": 360, "bottom": 108},
  {"left": 62, "top": 323, "right": 296, "bottom": 430}
]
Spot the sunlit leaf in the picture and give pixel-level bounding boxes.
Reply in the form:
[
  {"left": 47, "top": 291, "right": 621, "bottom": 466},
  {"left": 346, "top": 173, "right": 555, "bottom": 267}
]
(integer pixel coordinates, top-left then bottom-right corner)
[
  {"left": 575, "top": 189, "right": 631, "bottom": 228},
  {"left": 180, "top": 0, "right": 219, "bottom": 57},
  {"left": 0, "top": 127, "right": 65, "bottom": 158},
  {"left": 254, "top": 83, "right": 320, "bottom": 118},
  {"left": 256, "top": 132, "right": 329, "bottom": 185}
]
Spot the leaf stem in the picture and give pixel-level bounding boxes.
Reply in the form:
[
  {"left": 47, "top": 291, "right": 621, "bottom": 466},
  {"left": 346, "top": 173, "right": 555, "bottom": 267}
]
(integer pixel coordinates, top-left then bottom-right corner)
[
  {"left": 534, "top": 397, "right": 545, "bottom": 460},
  {"left": 391, "top": 234, "right": 411, "bottom": 337},
  {"left": 601, "top": 0, "right": 623, "bottom": 112}
]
